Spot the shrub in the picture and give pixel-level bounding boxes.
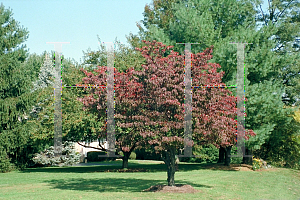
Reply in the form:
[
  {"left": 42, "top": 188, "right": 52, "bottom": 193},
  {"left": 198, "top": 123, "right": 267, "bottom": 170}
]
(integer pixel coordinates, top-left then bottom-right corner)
[
  {"left": 129, "top": 152, "right": 136, "bottom": 160},
  {"left": 230, "top": 147, "right": 243, "bottom": 164},
  {"left": 32, "top": 141, "right": 81, "bottom": 167},
  {"left": 0, "top": 149, "right": 15, "bottom": 173},
  {"left": 135, "top": 147, "right": 161, "bottom": 161},
  {"left": 87, "top": 151, "right": 116, "bottom": 162}
]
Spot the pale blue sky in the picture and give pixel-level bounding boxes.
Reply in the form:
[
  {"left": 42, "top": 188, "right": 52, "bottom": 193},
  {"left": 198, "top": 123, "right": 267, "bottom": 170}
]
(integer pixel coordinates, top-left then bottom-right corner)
[
  {"left": 1, "top": 0, "right": 153, "bottom": 64},
  {"left": 2, "top": 0, "right": 269, "bottom": 65}
]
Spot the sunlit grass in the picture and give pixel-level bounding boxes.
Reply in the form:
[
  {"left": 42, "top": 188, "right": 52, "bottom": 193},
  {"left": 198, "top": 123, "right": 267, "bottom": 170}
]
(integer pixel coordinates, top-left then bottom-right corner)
[{"left": 0, "top": 160, "right": 299, "bottom": 200}]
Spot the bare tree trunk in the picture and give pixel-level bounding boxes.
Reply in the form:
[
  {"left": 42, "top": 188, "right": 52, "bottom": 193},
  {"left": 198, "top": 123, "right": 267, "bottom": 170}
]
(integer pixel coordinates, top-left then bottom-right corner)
[
  {"left": 224, "top": 146, "right": 232, "bottom": 166},
  {"left": 242, "top": 147, "right": 253, "bottom": 165},
  {"left": 162, "top": 148, "right": 176, "bottom": 186},
  {"left": 217, "top": 146, "right": 225, "bottom": 163},
  {"left": 122, "top": 152, "right": 130, "bottom": 169}
]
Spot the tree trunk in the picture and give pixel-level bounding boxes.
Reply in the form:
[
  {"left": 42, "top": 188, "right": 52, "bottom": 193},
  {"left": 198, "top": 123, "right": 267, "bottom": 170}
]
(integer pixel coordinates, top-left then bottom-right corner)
[
  {"left": 122, "top": 152, "right": 130, "bottom": 169},
  {"left": 224, "top": 146, "right": 232, "bottom": 166},
  {"left": 217, "top": 146, "right": 225, "bottom": 163},
  {"left": 242, "top": 147, "right": 253, "bottom": 165},
  {"left": 163, "top": 148, "right": 176, "bottom": 186}
]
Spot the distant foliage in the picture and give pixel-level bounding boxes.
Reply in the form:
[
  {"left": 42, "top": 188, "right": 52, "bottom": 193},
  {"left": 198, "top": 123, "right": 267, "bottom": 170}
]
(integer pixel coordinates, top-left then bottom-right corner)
[
  {"left": 32, "top": 141, "right": 81, "bottom": 167},
  {"left": 180, "top": 144, "right": 219, "bottom": 163}
]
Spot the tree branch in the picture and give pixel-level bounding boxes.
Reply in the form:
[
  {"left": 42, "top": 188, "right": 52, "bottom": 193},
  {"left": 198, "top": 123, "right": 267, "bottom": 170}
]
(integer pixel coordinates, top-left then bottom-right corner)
[
  {"left": 129, "top": 143, "right": 136, "bottom": 153},
  {"left": 98, "top": 139, "right": 108, "bottom": 151},
  {"left": 77, "top": 142, "right": 107, "bottom": 151},
  {"left": 260, "top": 5, "right": 267, "bottom": 26},
  {"left": 274, "top": 0, "right": 294, "bottom": 23},
  {"left": 160, "top": 150, "right": 167, "bottom": 164}
]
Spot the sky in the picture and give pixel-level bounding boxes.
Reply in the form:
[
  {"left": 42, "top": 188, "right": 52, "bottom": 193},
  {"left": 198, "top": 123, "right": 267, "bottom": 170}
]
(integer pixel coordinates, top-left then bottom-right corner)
[
  {"left": 1, "top": 0, "right": 153, "bottom": 64},
  {"left": 1, "top": 0, "right": 270, "bottom": 65}
]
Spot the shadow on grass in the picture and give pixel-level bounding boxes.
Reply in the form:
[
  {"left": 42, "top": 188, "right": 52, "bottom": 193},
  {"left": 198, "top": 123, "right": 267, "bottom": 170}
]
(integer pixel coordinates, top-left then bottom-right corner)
[
  {"left": 43, "top": 177, "right": 213, "bottom": 193},
  {"left": 21, "top": 161, "right": 243, "bottom": 173}
]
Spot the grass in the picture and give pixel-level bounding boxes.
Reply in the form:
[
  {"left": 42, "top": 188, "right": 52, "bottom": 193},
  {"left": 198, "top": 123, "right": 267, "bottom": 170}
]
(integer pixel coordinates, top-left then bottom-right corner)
[{"left": 0, "top": 159, "right": 299, "bottom": 200}]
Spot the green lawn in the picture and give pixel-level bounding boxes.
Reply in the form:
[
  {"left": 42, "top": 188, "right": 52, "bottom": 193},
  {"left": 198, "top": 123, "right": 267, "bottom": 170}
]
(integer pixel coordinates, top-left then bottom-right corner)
[{"left": 0, "top": 160, "right": 299, "bottom": 200}]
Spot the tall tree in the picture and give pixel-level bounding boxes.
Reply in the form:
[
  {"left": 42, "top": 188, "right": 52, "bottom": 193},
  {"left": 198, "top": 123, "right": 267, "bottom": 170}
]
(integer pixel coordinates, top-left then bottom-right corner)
[
  {"left": 0, "top": 3, "right": 38, "bottom": 172},
  {"left": 255, "top": 0, "right": 300, "bottom": 106}
]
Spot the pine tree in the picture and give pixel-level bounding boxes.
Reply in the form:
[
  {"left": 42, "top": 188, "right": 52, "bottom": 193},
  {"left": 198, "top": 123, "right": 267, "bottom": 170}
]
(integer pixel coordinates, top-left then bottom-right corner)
[
  {"left": 31, "top": 53, "right": 55, "bottom": 92},
  {"left": 0, "top": 3, "right": 37, "bottom": 172}
]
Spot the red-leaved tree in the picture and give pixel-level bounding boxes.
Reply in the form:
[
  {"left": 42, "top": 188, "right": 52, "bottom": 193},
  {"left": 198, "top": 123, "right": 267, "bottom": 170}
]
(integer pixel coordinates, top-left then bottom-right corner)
[
  {"left": 129, "top": 40, "right": 256, "bottom": 186},
  {"left": 77, "top": 67, "right": 145, "bottom": 168}
]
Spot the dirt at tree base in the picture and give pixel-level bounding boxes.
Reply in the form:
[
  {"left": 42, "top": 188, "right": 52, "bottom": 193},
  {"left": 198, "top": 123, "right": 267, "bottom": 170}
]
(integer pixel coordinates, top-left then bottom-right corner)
[
  {"left": 142, "top": 184, "right": 201, "bottom": 193},
  {"left": 202, "top": 163, "right": 278, "bottom": 172}
]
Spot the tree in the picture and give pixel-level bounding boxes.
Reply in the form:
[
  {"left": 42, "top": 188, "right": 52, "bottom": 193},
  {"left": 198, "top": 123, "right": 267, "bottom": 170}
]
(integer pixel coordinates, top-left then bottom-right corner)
[
  {"left": 82, "top": 36, "right": 147, "bottom": 73},
  {"left": 26, "top": 52, "right": 105, "bottom": 165},
  {"left": 31, "top": 52, "right": 55, "bottom": 92},
  {"left": 131, "top": 40, "right": 255, "bottom": 186},
  {"left": 0, "top": 3, "right": 39, "bottom": 172},
  {"left": 127, "top": 0, "right": 299, "bottom": 168},
  {"left": 77, "top": 63, "right": 145, "bottom": 169},
  {"left": 255, "top": 0, "right": 300, "bottom": 106}
]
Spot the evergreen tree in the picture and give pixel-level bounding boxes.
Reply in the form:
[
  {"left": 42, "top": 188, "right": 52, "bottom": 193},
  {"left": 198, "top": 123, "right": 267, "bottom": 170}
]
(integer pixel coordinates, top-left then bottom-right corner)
[
  {"left": 256, "top": 0, "right": 300, "bottom": 106},
  {"left": 31, "top": 53, "right": 55, "bottom": 92},
  {"left": 82, "top": 35, "right": 146, "bottom": 73},
  {"left": 0, "top": 3, "right": 37, "bottom": 172},
  {"left": 26, "top": 52, "right": 104, "bottom": 162}
]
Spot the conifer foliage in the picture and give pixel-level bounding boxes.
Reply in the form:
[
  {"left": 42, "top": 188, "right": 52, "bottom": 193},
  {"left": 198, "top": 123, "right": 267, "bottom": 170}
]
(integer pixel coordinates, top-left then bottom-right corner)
[{"left": 0, "top": 3, "right": 35, "bottom": 172}]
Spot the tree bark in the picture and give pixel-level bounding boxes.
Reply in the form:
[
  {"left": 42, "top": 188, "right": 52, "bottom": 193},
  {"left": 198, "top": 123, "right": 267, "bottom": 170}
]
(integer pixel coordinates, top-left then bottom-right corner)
[
  {"left": 122, "top": 152, "right": 130, "bottom": 169},
  {"left": 224, "top": 146, "right": 232, "bottom": 166},
  {"left": 217, "top": 146, "right": 225, "bottom": 163},
  {"left": 242, "top": 147, "right": 253, "bottom": 165},
  {"left": 162, "top": 148, "right": 176, "bottom": 186}
]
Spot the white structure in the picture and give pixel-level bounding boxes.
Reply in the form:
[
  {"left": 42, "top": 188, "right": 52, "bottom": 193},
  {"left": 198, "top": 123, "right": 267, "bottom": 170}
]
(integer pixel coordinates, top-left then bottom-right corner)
[{"left": 74, "top": 139, "right": 108, "bottom": 163}]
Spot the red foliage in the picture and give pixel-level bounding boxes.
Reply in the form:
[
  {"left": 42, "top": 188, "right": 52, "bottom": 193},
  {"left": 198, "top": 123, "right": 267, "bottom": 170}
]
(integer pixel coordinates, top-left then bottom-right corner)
[
  {"left": 78, "top": 40, "right": 256, "bottom": 155},
  {"left": 132, "top": 40, "right": 255, "bottom": 151},
  {"left": 77, "top": 65, "right": 144, "bottom": 153}
]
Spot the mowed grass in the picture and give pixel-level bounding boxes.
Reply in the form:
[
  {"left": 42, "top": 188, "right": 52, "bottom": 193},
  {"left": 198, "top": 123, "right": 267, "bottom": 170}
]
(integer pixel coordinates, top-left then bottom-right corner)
[{"left": 0, "top": 160, "right": 299, "bottom": 200}]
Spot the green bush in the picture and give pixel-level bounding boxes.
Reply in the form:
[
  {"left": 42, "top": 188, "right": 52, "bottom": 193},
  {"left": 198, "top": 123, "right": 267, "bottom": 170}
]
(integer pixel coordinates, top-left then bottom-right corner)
[
  {"left": 129, "top": 152, "right": 136, "bottom": 160},
  {"left": 87, "top": 151, "right": 116, "bottom": 162},
  {"left": 230, "top": 147, "right": 243, "bottom": 164},
  {"left": 32, "top": 141, "right": 81, "bottom": 167},
  {"left": 0, "top": 149, "right": 15, "bottom": 173},
  {"left": 135, "top": 147, "right": 162, "bottom": 161},
  {"left": 87, "top": 151, "right": 105, "bottom": 162}
]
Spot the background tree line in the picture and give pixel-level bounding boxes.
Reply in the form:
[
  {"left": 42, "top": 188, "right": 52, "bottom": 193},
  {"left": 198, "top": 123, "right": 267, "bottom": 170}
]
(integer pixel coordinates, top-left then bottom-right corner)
[{"left": 0, "top": 0, "right": 299, "bottom": 173}]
